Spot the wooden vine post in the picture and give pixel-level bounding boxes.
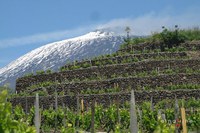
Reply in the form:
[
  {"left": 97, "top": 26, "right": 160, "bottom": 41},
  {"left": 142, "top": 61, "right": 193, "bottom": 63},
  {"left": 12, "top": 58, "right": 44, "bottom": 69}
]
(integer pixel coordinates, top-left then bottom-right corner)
[
  {"left": 81, "top": 98, "right": 84, "bottom": 115},
  {"left": 181, "top": 100, "right": 187, "bottom": 133}
]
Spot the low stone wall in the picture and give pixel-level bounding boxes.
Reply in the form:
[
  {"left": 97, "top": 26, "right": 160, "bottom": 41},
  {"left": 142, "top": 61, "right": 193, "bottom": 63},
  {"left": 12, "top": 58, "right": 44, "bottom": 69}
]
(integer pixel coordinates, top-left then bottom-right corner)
[
  {"left": 10, "top": 89, "right": 200, "bottom": 111},
  {"left": 16, "top": 59, "right": 200, "bottom": 93},
  {"left": 29, "top": 73, "right": 200, "bottom": 95},
  {"left": 10, "top": 95, "right": 77, "bottom": 111},
  {"left": 62, "top": 52, "right": 187, "bottom": 69}
]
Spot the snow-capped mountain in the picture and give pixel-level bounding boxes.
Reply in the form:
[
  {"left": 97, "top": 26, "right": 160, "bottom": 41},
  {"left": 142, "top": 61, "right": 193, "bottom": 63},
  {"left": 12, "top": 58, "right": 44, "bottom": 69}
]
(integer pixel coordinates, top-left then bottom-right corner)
[{"left": 0, "top": 30, "right": 125, "bottom": 89}]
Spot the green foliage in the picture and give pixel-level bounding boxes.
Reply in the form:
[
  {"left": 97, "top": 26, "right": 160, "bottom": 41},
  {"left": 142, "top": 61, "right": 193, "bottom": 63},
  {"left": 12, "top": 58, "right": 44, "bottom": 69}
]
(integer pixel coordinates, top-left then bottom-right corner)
[
  {"left": 121, "top": 37, "right": 147, "bottom": 49},
  {"left": 24, "top": 73, "right": 34, "bottom": 77},
  {"left": 140, "top": 102, "right": 157, "bottom": 132},
  {"left": 0, "top": 90, "right": 36, "bottom": 133},
  {"left": 165, "top": 84, "right": 200, "bottom": 90},
  {"left": 0, "top": 84, "right": 13, "bottom": 94},
  {"left": 23, "top": 69, "right": 53, "bottom": 78},
  {"left": 153, "top": 113, "right": 175, "bottom": 133},
  {"left": 71, "top": 65, "right": 81, "bottom": 70},
  {"left": 46, "top": 69, "right": 52, "bottom": 74},
  {"left": 27, "top": 81, "right": 57, "bottom": 90},
  {"left": 120, "top": 27, "right": 200, "bottom": 53},
  {"left": 187, "top": 112, "right": 200, "bottom": 131},
  {"left": 159, "top": 27, "right": 186, "bottom": 49},
  {"left": 81, "top": 62, "right": 92, "bottom": 68},
  {"left": 185, "top": 98, "right": 200, "bottom": 108},
  {"left": 155, "top": 27, "right": 200, "bottom": 51},
  {"left": 60, "top": 66, "right": 66, "bottom": 72},
  {"left": 36, "top": 70, "right": 45, "bottom": 75},
  {"left": 179, "top": 27, "right": 200, "bottom": 41},
  {"left": 4, "top": 96, "right": 200, "bottom": 132}
]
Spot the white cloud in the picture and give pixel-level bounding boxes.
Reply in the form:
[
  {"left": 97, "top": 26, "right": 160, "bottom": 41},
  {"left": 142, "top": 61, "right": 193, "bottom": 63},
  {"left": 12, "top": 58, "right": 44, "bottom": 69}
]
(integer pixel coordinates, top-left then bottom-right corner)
[
  {"left": 98, "top": 11, "right": 200, "bottom": 36},
  {"left": 0, "top": 8, "right": 199, "bottom": 48}
]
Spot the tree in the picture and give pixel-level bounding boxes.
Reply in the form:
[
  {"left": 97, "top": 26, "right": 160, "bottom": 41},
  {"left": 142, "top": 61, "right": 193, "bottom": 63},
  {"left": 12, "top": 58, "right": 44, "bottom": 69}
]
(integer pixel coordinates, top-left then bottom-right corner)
[{"left": 125, "top": 26, "right": 131, "bottom": 40}]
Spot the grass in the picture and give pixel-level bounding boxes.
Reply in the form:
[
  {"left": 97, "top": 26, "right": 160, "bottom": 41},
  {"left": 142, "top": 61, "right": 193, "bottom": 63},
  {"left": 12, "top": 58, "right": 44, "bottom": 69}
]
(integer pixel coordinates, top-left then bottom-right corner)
[{"left": 180, "top": 27, "right": 200, "bottom": 41}]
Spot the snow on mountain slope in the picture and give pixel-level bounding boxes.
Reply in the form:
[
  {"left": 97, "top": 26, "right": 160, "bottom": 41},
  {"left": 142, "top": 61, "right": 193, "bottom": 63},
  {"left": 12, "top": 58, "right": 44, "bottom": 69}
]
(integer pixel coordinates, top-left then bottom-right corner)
[{"left": 0, "top": 31, "right": 124, "bottom": 89}]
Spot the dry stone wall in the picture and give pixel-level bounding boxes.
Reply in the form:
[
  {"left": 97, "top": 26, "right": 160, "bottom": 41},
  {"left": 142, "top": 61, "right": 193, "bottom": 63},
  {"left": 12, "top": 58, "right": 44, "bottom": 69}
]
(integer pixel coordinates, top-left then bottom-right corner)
[
  {"left": 16, "top": 59, "right": 200, "bottom": 93},
  {"left": 10, "top": 89, "right": 200, "bottom": 111},
  {"left": 27, "top": 74, "right": 200, "bottom": 95},
  {"left": 62, "top": 52, "right": 187, "bottom": 69}
]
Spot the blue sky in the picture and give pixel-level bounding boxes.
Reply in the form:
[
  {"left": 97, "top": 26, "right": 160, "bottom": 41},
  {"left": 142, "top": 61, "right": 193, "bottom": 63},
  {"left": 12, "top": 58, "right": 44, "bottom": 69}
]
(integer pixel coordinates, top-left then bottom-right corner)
[{"left": 0, "top": 0, "right": 200, "bottom": 68}]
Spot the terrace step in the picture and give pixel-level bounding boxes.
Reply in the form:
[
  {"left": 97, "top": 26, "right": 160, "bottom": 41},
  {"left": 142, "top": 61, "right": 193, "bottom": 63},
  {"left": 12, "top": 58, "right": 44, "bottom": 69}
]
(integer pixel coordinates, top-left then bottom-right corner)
[
  {"left": 24, "top": 73, "right": 200, "bottom": 95},
  {"left": 16, "top": 59, "right": 200, "bottom": 93}
]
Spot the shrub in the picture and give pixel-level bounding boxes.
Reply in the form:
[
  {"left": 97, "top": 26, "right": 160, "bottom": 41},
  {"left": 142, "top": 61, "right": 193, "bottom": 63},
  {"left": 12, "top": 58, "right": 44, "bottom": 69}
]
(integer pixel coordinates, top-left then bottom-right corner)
[
  {"left": 94, "top": 61, "right": 101, "bottom": 66},
  {"left": 151, "top": 26, "right": 186, "bottom": 51},
  {"left": 24, "top": 73, "right": 34, "bottom": 77},
  {"left": 81, "top": 62, "right": 91, "bottom": 68},
  {"left": 71, "top": 65, "right": 81, "bottom": 70},
  {"left": 36, "top": 70, "right": 45, "bottom": 75},
  {"left": 46, "top": 69, "right": 52, "bottom": 74},
  {"left": 60, "top": 66, "right": 66, "bottom": 72},
  {"left": 180, "top": 27, "right": 200, "bottom": 41}
]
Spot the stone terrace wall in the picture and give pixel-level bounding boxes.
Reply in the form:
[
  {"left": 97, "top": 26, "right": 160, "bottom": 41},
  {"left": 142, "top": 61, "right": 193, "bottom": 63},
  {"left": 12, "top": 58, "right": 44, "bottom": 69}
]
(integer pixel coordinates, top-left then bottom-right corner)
[
  {"left": 10, "top": 89, "right": 200, "bottom": 111},
  {"left": 62, "top": 52, "right": 187, "bottom": 69},
  {"left": 28, "top": 74, "right": 200, "bottom": 95},
  {"left": 118, "top": 41, "right": 200, "bottom": 53},
  {"left": 16, "top": 59, "right": 200, "bottom": 93}
]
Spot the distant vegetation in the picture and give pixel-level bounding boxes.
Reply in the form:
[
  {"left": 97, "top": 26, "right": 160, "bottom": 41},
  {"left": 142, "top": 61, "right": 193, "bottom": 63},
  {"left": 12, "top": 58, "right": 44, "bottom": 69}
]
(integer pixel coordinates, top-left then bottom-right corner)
[{"left": 121, "top": 26, "right": 200, "bottom": 50}]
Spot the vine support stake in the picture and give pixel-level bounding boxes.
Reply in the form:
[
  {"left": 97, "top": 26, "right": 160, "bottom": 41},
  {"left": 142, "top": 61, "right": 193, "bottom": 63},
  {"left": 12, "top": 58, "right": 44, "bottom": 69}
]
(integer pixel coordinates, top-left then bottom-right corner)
[
  {"left": 76, "top": 93, "right": 80, "bottom": 129},
  {"left": 116, "top": 96, "right": 120, "bottom": 124},
  {"left": 130, "top": 89, "right": 138, "bottom": 133},
  {"left": 35, "top": 93, "right": 40, "bottom": 133},
  {"left": 25, "top": 95, "right": 28, "bottom": 121},
  {"left": 137, "top": 108, "right": 142, "bottom": 132},
  {"left": 150, "top": 96, "right": 154, "bottom": 111},
  {"left": 91, "top": 98, "right": 95, "bottom": 133},
  {"left": 81, "top": 98, "right": 84, "bottom": 115},
  {"left": 175, "top": 95, "right": 179, "bottom": 133},
  {"left": 181, "top": 99, "right": 187, "bottom": 133},
  {"left": 54, "top": 91, "right": 58, "bottom": 133}
]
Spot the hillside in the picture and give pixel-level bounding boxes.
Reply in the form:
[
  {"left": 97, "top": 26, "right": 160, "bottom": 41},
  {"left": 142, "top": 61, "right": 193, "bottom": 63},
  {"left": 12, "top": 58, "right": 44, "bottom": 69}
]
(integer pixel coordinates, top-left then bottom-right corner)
[
  {"left": 0, "top": 31, "right": 124, "bottom": 89},
  {"left": 14, "top": 27, "right": 200, "bottom": 99}
]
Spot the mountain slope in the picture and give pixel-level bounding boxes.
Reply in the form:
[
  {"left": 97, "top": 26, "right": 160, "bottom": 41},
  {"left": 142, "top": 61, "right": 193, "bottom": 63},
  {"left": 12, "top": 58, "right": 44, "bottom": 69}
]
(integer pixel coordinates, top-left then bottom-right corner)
[{"left": 0, "top": 31, "right": 124, "bottom": 89}]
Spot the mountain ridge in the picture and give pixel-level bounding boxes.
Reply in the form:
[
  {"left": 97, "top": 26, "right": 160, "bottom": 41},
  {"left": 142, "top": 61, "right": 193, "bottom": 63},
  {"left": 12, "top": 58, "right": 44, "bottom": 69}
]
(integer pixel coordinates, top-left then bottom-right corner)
[{"left": 0, "top": 30, "right": 125, "bottom": 89}]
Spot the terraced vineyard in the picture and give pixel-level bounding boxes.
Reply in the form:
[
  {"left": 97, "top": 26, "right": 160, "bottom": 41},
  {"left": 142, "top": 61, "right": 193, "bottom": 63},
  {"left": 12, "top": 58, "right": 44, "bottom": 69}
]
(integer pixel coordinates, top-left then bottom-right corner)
[
  {"left": 9, "top": 28, "right": 200, "bottom": 132},
  {"left": 16, "top": 50, "right": 200, "bottom": 98}
]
